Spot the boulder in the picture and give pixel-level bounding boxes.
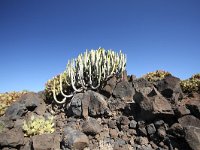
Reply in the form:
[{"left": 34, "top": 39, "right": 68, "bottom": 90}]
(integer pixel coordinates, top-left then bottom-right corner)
[
  {"left": 168, "top": 123, "right": 185, "bottom": 138},
  {"left": 178, "top": 115, "right": 200, "bottom": 128},
  {"left": 113, "top": 81, "right": 134, "bottom": 102},
  {"left": 185, "top": 98, "right": 200, "bottom": 119},
  {"left": 32, "top": 133, "right": 60, "bottom": 150},
  {"left": 87, "top": 91, "right": 111, "bottom": 117},
  {"left": 0, "top": 128, "right": 24, "bottom": 147},
  {"left": 62, "top": 127, "right": 89, "bottom": 150},
  {"left": 175, "top": 105, "right": 190, "bottom": 117},
  {"left": 5, "top": 102, "right": 27, "bottom": 120},
  {"left": 155, "top": 76, "right": 183, "bottom": 100},
  {"left": 5, "top": 92, "right": 43, "bottom": 120},
  {"left": 185, "top": 126, "right": 200, "bottom": 150},
  {"left": 100, "top": 76, "right": 117, "bottom": 97},
  {"left": 134, "top": 87, "right": 174, "bottom": 120},
  {"left": 19, "top": 93, "right": 42, "bottom": 111},
  {"left": 132, "top": 78, "right": 154, "bottom": 96},
  {"left": 82, "top": 117, "right": 102, "bottom": 135},
  {"left": 68, "top": 91, "right": 111, "bottom": 118},
  {"left": 68, "top": 93, "right": 84, "bottom": 117}
]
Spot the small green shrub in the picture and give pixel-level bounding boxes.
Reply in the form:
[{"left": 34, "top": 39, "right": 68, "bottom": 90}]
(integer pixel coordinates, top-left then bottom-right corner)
[
  {"left": 22, "top": 115, "right": 55, "bottom": 136},
  {"left": 143, "top": 70, "right": 171, "bottom": 82},
  {"left": 180, "top": 73, "right": 200, "bottom": 93}
]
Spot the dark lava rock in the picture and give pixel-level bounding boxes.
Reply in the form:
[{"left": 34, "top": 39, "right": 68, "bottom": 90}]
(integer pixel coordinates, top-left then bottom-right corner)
[
  {"left": 134, "top": 87, "right": 174, "bottom": 121},
  {"left": 185, "top": 126, "right": 200, "bottom": 150},
  {"left": 132, "top": 78, "right": 154, "bottom": 95},
  {"left": 5, "top": 93, "right": 43, "bottom": 120},
  {"left": 146, "top": 123, "right": 156, "bottom": 135},
  {"left": 168, "top": 123, "right": 185, "bottom": 138},
  {"left": 178, "top": 115, "right": 200, "bottom": 128},
  {"left": 118, "top": 116, "right": 130, "bottom": 126},
  {"left": 5, "top": 102, "right": 27, "bottom": 120},
  {"left": 113, "top": 81, "right": 134, "bottom": 102},
  {"left": 155, "top": 76, "right": 183, "bottom": 100},
  {"left": 19, "top": 93, "right": 42, "bottom": 111},
  {"left": 108, "top": 119, "right": 117, "bottom": 129},
  {"left": 0, "top": 128, "right": 24, "bottom": 147},
  {"left": 88, "top": 90, "right": 111, "bottom": 117},
  {"left": 175, "top": 105, "right": 190, "bottom": 117},
  {"left": 62, "top": 127, "right": 89, "bottom": 150},
  {"left": 68, "top": 93, "right": 83, "bottom": 117},
  {"left": 100, "top": 76, "right": 117, "bottom": 98},
  {"left": 185, "top": 98, "right": 200, "bottom": 119},
  {"left": 129, "top": 120, "right": 137, "bottom": 129},
  {"left": 32, "top": 133, "right": 60, "bottom": 150},
  {"left": 82, "top": 117, "right": 102, "bottom": 136}
]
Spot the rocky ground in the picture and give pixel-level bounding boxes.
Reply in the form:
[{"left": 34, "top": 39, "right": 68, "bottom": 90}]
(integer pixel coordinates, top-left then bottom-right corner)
[{"left": 0, "top": 74, "right": 200, "bottom": 150}]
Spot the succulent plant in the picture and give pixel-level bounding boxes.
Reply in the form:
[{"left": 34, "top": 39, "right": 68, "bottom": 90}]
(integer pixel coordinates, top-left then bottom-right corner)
[
  {"left": 45, "top": 48, "right": 127, "bottom": 104},
  {"left": 0, "top": 91, "right": 28, "bottom": 116},
  {"left": 143, "top": 70, "right": 171, "bottom": 82},
  {"left": 180, "top": 73, "right": 200, "bottom": 93},
  {"left": 22, "top": 115, "right": 55, "bottom": 136}
]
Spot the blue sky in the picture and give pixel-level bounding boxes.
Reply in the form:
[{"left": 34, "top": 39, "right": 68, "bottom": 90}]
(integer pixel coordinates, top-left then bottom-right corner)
[{"left": 0, "top": 0, "right": 200, "bottom": 92}]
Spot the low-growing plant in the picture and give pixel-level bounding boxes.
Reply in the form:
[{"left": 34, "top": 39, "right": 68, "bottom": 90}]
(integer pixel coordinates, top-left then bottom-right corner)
[
  {"left": 0, "top": 91, "right": 28, "bottom": 116},
  {"left": 45, "top": 48, "right": 127, "bottom": 104},
  {"left": 180, "top": 73, "right": 200, "bottom": 93},
  {"left": 143, "top": 70, "right": 171, "bottom": 82},
  {"left": 22, "top": 115, "right": 55, "bottom": 136}
]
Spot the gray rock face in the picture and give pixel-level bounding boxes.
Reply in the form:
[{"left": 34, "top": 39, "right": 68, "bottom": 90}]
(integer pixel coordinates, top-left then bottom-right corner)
[
  {"left": 62, "top": 127, "right": 89, "bottom": 150},
  {"left": 82, "top": 117, "right": 102, "bottom": 135},
  {"left": 113, "top": 81, "right": 134, "bottom": 102},
  {"left": 0, "top": 128, "right": 24, "bottom": 147},
  {"left": 32, "top": 133, "right": 60, "bottom": 150},
  {"left": 185, "top": 126, "right": 200, "bottom": 150}
]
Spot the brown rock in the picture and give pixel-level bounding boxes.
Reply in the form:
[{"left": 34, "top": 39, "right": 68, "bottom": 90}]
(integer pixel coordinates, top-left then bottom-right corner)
[
  {"left": 82, "top": 117, "right": 102, "bottom": 135},
  {"left": 0, "top": 127, "right": 24, "bottom": 147},
  {"left": 178, "top": 115, "right": 200, "bottom": 128},
  {"left": 109, "top": 128, "right": 118, "bottom": 138},
  {"left": 32, "top": 133, "right": 60, "bottom": 150},
  {"left": 101, "top": 76, "right": 117, "bottom": 97},
  {"left": 62, "top": 127, "right": 89, "bottom": 150},
  {"left": 185, "top": 126, "right": 200, "bottom": 150},
  {"left": 113, "top": 81, "right": 134, "bottom": 102}
]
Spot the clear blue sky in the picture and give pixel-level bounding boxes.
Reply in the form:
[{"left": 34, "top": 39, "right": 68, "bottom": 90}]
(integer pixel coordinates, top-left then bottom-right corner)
[{"left": 0, "top": 0, "right": 200, "bottom": 92}]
